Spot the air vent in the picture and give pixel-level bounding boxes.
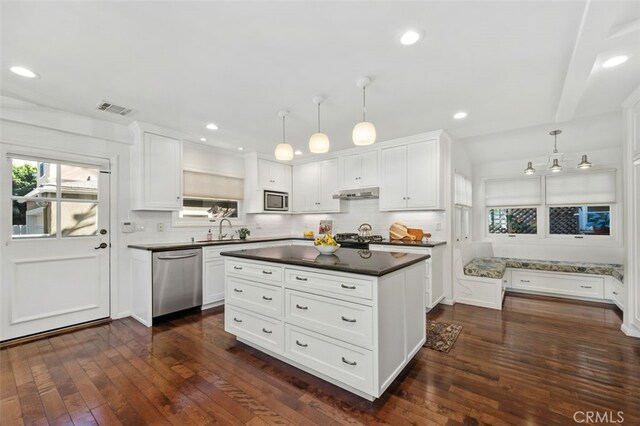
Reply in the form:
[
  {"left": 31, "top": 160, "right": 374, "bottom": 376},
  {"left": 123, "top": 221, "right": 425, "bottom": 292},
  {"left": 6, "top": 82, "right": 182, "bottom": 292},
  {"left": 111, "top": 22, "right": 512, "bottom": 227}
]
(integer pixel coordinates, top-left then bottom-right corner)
[{"left": 96, "top": 101, "right": 133, "bottom": 116}]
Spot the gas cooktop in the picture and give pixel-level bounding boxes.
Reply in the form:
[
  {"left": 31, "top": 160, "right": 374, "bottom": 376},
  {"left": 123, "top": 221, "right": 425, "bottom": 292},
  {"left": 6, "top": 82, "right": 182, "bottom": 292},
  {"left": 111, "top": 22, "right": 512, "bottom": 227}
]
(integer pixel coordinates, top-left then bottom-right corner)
[{"left": 334, "top": 233, "right": 384, "bottom": 248}]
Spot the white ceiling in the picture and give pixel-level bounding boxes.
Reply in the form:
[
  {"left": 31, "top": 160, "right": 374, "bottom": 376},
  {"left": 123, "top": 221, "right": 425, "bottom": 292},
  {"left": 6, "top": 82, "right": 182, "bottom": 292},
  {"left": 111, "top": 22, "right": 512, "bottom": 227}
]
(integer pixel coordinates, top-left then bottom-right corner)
[{"left": 1, "top": 1, "right": 638, "bottom": 156}]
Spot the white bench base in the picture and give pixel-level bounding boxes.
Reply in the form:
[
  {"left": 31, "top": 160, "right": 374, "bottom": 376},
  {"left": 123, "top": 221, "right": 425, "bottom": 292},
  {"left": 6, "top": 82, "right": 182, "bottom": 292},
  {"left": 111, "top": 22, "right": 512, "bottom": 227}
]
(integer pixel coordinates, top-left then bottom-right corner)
[{"left": 455, "top": 276, "right": 505, "bottom": 310}]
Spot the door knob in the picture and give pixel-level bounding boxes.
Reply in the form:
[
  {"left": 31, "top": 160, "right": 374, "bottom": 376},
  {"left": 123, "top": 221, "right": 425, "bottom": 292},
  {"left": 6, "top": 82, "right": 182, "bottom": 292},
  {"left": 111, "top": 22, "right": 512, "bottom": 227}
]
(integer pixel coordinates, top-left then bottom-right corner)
[{"left": 94, "top": 242, "right": 108, "bottom": 250}]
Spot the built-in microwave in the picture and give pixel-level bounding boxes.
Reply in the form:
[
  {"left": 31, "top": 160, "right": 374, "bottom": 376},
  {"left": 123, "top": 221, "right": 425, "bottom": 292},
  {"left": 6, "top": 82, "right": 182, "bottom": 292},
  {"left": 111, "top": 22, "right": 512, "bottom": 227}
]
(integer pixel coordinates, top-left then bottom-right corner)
[{"left": 264, "top": 190, "right": 289, "bottom": 212}]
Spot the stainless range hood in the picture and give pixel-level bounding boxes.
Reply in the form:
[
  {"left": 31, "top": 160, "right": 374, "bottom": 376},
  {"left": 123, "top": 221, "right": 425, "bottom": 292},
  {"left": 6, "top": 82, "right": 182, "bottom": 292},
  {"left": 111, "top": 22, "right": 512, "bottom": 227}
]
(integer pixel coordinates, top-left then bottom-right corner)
[{"left": 332, "top": 187, "right": 379, "bottom": 200}]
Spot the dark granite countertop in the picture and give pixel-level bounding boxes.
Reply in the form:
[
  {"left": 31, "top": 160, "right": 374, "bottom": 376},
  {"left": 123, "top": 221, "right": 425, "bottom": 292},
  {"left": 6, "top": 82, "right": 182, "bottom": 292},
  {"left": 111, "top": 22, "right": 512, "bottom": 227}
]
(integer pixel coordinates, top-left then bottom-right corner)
[
  {"left": 128, "top": 236, "right": 313, "bottom": 252},
  {"left": 371, "top": 239, "right": 446, "bottom": 248},
  {"left": 220, "top": 245, "right": 430, "bottom": 277}
]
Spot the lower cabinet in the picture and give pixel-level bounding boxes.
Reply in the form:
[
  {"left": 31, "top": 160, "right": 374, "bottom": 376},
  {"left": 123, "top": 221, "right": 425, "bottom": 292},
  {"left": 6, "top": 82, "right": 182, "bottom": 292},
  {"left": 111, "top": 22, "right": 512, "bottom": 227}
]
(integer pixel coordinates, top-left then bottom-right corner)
[
  {"left": 610, "top": 277, "right": 625, "bottom": 310},
  {"left": 511, "top": 270, "right": 605, "bottom": 299}
]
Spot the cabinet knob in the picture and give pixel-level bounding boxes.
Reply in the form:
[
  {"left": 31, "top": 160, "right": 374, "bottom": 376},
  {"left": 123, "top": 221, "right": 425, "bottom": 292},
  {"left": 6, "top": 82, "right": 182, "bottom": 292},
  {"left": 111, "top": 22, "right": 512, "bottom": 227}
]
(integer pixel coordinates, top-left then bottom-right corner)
[{"left": 613, "top": 291, "right": 618, "bottom": 295}]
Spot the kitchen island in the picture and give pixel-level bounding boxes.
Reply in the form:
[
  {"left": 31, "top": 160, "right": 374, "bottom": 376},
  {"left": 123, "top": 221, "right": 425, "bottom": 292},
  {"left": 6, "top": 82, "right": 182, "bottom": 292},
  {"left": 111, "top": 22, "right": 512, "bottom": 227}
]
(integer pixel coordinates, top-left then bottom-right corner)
[{"left": 221, "top": 245, "right": 429, "bottom": 400}]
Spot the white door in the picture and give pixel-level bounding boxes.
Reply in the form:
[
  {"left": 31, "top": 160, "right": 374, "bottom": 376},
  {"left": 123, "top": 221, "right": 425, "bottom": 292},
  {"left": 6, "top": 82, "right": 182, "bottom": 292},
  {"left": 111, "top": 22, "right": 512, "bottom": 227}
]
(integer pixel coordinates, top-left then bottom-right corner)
[
  {"left": 143, "top": 132, "right": 182, "bottom": 210},
  {"left": 379, "top": 146, "right": 407, "bottom": 210},
  {"left": 407, "top": 140, "right": 439, "bottom": 209},
  {"left": 319, "top": 159, "right": 339, "bottom": 211},
  {"left": 359, "top": 151, "right": 379, "bottom": 188},
  {"left": 2, "top": 154, "right": 111, "bottom": 341}
]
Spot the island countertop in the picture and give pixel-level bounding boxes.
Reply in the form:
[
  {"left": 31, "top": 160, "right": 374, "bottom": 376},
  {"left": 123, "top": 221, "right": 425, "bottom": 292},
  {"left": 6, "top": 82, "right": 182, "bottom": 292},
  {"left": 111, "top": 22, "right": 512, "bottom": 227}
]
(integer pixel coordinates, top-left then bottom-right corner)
[{"left": 220, "top": 244, "right": 430, "bottom": 277}]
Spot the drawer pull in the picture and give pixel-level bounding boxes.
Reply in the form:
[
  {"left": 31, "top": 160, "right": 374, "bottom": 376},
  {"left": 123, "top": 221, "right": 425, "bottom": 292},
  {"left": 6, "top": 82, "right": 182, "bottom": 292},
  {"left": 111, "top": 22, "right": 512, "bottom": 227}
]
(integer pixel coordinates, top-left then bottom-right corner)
[
  {"left": 341, "top": 357, "right": 357, "bottom": 366},
  {"left": 262, "top": 270, "right": 273, "bottom": 275},
  {"left": 262, "top": 328, "right": 272, "bottom": 334},
  {"left": 295, "top": 276, "right": 308, "bottom": 281},
  {"left": 580, "top": 285, "right": 592, "bottom": 289},
  {"left": 341, "top": 284, "right": 356, "bottom": 290},
  {"left": 295, "top": 340, "right": 308, "bottom": 348},
  {"left": 613, "top": 291, "right": 618, "bottom": 295},
  {"left": 262, "top": 296, "right": 273, "bottom": 301},
  {"left": 295, "top": 304, "right": 308, "bottom": 310},
  {"left": 233, "top": 266, "right": 243, "bottom": 270},
  {"left": 520, "top": 280, "right": 530, "bottom": 283},
  {"left": 233, "top": 317, "right": 242, "bottom": 323},
  {"left": 341, "top": 316, "right": 357, "bottom": 323},
  {"left": 233, "top": 288, "right": 243, "bottom": 293}
]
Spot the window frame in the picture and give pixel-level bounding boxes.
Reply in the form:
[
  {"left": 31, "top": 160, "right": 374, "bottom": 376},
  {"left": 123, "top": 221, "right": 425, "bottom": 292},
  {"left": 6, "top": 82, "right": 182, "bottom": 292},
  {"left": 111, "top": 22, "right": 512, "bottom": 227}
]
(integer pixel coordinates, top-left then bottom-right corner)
[
  {"left": 546, "top": 203, "right": 616, "bottom": 242},
  {"left": 171, "top": 197, "right": 245, "bottom": 228},
  {"left": 485, "top": 206, "right": 540, "bottom": 240}
]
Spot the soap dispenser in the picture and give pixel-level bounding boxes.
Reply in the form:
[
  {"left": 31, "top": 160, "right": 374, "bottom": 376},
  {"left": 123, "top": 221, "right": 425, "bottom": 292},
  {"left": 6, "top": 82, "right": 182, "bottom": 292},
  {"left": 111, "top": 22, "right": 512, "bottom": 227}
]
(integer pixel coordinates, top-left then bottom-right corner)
[{"left": 207, "top": 229, "right": 213, "bottom": 241}]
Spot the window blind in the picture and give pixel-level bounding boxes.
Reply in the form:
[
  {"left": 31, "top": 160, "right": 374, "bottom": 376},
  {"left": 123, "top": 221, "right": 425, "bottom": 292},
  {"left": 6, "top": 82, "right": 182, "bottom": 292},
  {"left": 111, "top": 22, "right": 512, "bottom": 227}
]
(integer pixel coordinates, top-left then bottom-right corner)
[
  {"left": 545, "top": 170, "right": 616, "bottom": 205},
  {"left": 183, "top": 171, "right": 244, "bottom": 200},
  {"left": 485, "top": 177, "right": 541, "bottom": 206}
]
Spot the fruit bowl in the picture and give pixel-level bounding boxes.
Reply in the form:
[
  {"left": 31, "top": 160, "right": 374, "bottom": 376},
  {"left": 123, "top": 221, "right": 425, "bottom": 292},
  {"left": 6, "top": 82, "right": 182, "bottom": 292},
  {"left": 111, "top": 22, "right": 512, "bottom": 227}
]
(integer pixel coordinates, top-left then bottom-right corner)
[{"left": 314, "top": 244, "right": 340, "bottom": 255}]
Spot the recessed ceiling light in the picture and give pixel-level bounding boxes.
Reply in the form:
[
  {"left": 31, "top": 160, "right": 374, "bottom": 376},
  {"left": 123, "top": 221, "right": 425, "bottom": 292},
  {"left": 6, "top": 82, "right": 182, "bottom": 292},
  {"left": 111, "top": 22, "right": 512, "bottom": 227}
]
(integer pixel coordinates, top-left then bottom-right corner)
[
  {"left": 453, "top": 111, "right": 468, "bottom": 119},
  {"left": 602, "top": 55, "right": 628, "bottom": 68},
  {"left": 400, "top": 30, "right": 421, "bottom": 46},
  {"left": 294, "top": 150, "right": 303, "bottom": 156},
  {"left": 10, "top": 66, "right": 39, "bottom": 78},
  {"left": 237, "top": 147, "right": 244, "bottom": 151},
  {"left": 206, "top": 123, "right": 218, "bottom": 130},
  {"left": 200, "top": 137, "right": 207, "bottom": 142}
]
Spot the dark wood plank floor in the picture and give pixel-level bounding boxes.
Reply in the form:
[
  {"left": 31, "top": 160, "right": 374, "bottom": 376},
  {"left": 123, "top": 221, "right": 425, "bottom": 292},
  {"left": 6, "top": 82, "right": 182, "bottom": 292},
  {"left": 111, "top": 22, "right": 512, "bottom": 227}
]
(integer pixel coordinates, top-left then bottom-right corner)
[{"left": 2, "top": 295, "right": 639, "bottom": 425}]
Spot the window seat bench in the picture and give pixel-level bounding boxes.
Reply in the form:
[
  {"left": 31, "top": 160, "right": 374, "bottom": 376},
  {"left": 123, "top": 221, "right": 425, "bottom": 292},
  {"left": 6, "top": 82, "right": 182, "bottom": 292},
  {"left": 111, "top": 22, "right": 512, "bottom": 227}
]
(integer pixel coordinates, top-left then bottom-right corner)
[{"left": 458, "top": 257, "right": 624, "bottom": 310}]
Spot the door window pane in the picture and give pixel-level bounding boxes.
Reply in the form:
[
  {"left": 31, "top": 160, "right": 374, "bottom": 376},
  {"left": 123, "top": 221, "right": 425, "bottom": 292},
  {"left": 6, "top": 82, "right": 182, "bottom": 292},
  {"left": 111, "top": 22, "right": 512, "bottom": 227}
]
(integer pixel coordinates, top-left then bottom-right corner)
[
  {"left": 549, "top": 206, "right": 611, "bottom": 236},
  {"left": 12, "top": 200, "right": 55, "bottom": 238},
  {"left": 60, "top": 165, "right": 98, "bottom": 200},
  {"left": 488, "top": 208, "right": 537, "bottom": 234},
  {"left": 60, "top": 202, "right": 98, "bottom": 237},
  {"left": 12, "top": 159, "right": 56, "bottom": 198}
]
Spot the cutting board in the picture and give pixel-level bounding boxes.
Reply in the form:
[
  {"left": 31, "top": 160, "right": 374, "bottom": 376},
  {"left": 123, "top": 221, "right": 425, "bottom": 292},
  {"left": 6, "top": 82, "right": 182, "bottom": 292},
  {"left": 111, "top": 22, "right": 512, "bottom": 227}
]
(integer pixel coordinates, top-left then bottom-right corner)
[
  {"left": 389, "top": 223, "right": 415, "bottom": 240},
  {"left": 407, "top": 228, "right": 432, "bottom": 240}
]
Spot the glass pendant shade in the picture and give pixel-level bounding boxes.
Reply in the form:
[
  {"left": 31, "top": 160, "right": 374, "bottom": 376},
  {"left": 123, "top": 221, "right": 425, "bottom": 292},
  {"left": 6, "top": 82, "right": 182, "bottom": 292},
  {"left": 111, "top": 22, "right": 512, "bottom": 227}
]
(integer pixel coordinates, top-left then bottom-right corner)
[
  {"left": 309, "top": 132, "right": 330, "bottom": 153},
  {"left": 549, "top": 158, "right": 562, "bottom": 172},
  {"left": 352, "top": 121, "right": 376, "bottom": 146},
  {"left": 524, "top": 161, "right": 535, "bottom": 175},
  {"left": 577, "top": 154, "right": 592, "bottom": 169},
  {"left": 274, "top": 143, "right": 293, "bottom": 161}
]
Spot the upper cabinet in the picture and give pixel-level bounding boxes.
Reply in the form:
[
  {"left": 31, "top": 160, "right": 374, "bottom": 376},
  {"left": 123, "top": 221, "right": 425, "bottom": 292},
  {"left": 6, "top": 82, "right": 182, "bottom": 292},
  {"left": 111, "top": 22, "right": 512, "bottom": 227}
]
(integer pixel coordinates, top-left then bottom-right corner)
[
  {"left": 292, "top": 159, "right": 341, "bottom": 213},
  {"left": 130, "top": 123, "right": 183, "bottom": 211},
  {"left": 338, "top": 150, "right": 378, "bottom": 189},
  {"left": 258, "top": 159, "right": 291, "bottom": 192},
  {"left": 454, "top": 173, "right": 473, "bottom": 207},
  {"left": 379, "top": 139, "right": 443, "bottom": 211}
]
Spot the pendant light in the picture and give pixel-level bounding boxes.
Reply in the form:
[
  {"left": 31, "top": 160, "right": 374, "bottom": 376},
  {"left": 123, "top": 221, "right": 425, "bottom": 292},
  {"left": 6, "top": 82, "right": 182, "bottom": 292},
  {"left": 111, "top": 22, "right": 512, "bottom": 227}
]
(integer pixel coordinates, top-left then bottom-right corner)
[
  {"left": 309, "top": 96, "right": 330, "bottom": 153},
  {"left": 548, "top": 130, "right": 563, "bottom": 172},
  {"left": 352, "top": 77, "right": 376, "bottom": 146},
  {"left": 577, "top": 154, "right": 592, "bottom": 169},
  {"left": 274, "top": 110, "right": 293, "bottom": 161},
  {"left": 524, "top": 162, "right": 536, "bottom": 175}
]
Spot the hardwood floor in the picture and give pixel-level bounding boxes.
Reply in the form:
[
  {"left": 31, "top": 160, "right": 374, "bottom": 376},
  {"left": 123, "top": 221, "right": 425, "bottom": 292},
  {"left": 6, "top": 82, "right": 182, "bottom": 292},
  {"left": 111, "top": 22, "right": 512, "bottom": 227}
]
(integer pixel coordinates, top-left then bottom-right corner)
[{"left": 2, "top": 295, "right": 639, "bottom": 425}]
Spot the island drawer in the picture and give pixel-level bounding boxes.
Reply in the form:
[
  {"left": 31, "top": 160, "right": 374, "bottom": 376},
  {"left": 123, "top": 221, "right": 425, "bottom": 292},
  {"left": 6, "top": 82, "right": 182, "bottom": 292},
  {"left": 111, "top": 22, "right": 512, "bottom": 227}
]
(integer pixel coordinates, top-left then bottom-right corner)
[
  {"left": 284, "top": 324, "right": 373, "bottom": 393},
  {"left": 225, "top": 305, "right": 283, "bottom": 353},
  {"left": 284, "top": 268, "right": 373, "bottom": 300},
  {"left": 512, "top": 270, "right": 604, "bottom": 299},
  {"left": 227, "top": 276, "right": 283, "bottom": 318},
  {"left": 285, "top": 290, "right": 373, "bottom": 347},
  {"left": 227, "top": 260, "right": 283, "bottom": 283}
]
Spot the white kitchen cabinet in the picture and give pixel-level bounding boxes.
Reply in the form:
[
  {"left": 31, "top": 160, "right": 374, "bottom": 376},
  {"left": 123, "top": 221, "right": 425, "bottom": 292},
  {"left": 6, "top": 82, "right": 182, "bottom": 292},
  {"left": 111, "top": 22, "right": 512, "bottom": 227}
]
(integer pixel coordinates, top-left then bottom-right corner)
[
  {"left": 130, "top": 123, "right": 183, "bottom": 211},
  {"left": 338, "top": 151, "right": 378, "bottom": 189},
  {"left": 454, "top": 173, "right": 473, "bottom": 207},
  {"left": 379, "top": 139, "right": 442, "bottom": 211},
  {"left": 292, "top": 159, "right": 341, "bottom": 213},
  {"left": 258, "top": 159, "right": 291, "bottom": 192}
]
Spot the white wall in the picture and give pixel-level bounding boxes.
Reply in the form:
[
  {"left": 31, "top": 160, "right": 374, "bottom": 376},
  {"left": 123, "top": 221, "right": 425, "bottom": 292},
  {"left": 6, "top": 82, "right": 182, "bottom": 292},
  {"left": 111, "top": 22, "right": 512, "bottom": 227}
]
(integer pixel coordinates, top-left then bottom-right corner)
[{"left": 464, "top": 112, "right": 624, "bottom": 264}]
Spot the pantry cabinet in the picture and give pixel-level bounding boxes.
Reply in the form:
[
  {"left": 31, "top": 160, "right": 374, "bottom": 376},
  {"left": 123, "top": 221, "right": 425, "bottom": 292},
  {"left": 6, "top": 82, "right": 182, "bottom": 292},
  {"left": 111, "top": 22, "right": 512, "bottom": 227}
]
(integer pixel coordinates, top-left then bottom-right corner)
[
  {"left": 379, "top": 139, "right": 442, "bottom": 211},
  {"left": 130, "top": 123, "right": 183, "bottom": 211},
  {"left": 338, "top": 151, "right": 378, "bottom": 189},
  {"left": 292, "top": 159, "right": 341, "bottom": 213}
]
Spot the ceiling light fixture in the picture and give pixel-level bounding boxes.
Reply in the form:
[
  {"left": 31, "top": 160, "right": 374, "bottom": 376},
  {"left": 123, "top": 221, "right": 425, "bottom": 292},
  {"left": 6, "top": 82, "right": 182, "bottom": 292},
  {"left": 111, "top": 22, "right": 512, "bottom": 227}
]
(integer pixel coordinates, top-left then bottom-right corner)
[
  {"left": 206, "top": 123, "right": 218, "bottom": 130},
  {"left": 602, "top": 55, "right": 628, "bottom": 68},
  {"left": 524, "top": 130, "right": 594, "bottom": 174},
  {"left": 453, "top": 111, "right": 468, "bottom": 119},
  {"left": 524, "top": 161, "right": 536, "bottom": 175},
  {"left": 294, "top": 150, "right": 303, "bottom": 156},
  {"left": 10, "top": 66, "right": 39, "bottom": 78},
  {"left": 577, "top": 154, "right": 592, "bottom": 169},
  {"left": 352, "top": 77, "right": 376, "bottom": 146},
  {"left": 200, "top": 137, "right": 207, "bottom": 142},
  {"left": 309, "top": 95, "right": 330, "bottom": 154},
  {"left": 400, "top": 30, "right": 421, "bottom": 46},
  {"left": 238, "top": 147, "right": 244, "bottom": 151},
  {"left": 274, "top": 110, "right": 293, "bottom": 161}
]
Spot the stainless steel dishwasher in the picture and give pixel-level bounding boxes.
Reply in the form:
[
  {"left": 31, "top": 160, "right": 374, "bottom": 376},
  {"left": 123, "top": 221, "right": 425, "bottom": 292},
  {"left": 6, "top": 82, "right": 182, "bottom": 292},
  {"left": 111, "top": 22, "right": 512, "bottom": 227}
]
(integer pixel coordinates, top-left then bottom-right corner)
[{"left": 152, "top": 249, "right": 202, "bottom": 317}]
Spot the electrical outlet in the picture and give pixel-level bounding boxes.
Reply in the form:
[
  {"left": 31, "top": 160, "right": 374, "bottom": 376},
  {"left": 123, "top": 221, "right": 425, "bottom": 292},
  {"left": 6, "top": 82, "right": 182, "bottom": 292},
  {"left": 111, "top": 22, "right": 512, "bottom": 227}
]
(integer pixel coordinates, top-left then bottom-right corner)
[{"left": 157, "top": 223, "right": 165, "bottom": 232}]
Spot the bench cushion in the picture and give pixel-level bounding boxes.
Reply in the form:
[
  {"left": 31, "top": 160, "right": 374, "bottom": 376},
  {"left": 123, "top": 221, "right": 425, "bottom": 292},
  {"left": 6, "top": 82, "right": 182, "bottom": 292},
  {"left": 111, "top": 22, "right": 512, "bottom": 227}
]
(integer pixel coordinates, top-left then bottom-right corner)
[{"left": 463, "top": 257, "right": 507, "bottom": 279}]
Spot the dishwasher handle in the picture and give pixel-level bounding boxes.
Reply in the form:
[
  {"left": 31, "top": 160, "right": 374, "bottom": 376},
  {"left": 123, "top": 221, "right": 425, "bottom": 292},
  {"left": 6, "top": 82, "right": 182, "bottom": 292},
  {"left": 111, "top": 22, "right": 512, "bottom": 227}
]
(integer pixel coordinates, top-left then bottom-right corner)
[{"left": 156, "top": 253, "right": 199, "bottom": 260}]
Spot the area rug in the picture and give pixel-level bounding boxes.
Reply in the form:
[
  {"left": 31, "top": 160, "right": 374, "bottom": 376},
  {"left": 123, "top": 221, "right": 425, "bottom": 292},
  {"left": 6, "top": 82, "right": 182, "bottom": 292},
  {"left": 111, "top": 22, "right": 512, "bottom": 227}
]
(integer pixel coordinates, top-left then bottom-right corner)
[{"left": 424, "top": 321, "right": 462, "bottom": 353}]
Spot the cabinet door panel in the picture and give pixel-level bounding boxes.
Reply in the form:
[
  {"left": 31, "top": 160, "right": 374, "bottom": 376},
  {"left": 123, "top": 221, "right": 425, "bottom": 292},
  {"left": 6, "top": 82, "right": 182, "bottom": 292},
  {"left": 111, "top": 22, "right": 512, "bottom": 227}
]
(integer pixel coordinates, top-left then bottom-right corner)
[
  {"left": 380, "top": 146, "right": 407, "bottom": 210},
  {"left": 319, "top": 159, "right": 340, "bottom": 211},
  {"left": 144, "top": 133, "right": 182, "bottom": 209},
  {"left": 294, "top": 162, "right": 319, "bottom": 212},
  {"left": 359, "top": 151, "right": 379, "bottom": 187},
  {"left": 204, "top": 259, "right": 225, "bottom": 304},
  {"left": 406, "top": 140, "right": 438, "bottom": 209},
  {"left": 339, "top": 154, "right": 361, "bottom": 189}
]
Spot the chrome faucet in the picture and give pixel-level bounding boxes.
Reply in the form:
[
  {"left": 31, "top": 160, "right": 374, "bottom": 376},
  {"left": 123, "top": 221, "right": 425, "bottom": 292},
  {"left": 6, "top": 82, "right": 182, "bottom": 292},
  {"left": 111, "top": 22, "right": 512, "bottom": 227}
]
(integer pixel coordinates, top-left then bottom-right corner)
[{"left": 218, "top": 218, "right": 232, "bottom": 240}]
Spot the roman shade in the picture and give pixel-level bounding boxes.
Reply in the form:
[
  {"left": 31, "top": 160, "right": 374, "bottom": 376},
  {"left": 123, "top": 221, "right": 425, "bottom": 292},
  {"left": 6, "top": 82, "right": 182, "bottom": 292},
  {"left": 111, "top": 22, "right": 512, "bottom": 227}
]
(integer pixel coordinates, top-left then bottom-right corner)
[
  {"left": 485, "top": 177, "right": 541, "bottom": 206},
  {"left": 545, "top": 170, "right": 616, "bottom": 205},
  {"left": 183, "top": 171, "right": 244, "bottom": 200}
]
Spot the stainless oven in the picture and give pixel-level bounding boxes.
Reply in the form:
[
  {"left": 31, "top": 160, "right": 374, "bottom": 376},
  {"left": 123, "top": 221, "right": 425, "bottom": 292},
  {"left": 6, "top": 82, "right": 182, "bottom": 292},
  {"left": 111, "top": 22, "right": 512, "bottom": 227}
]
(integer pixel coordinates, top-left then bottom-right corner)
[{"left": 264, "top": 190, "right": 289, "bottom": 212}]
